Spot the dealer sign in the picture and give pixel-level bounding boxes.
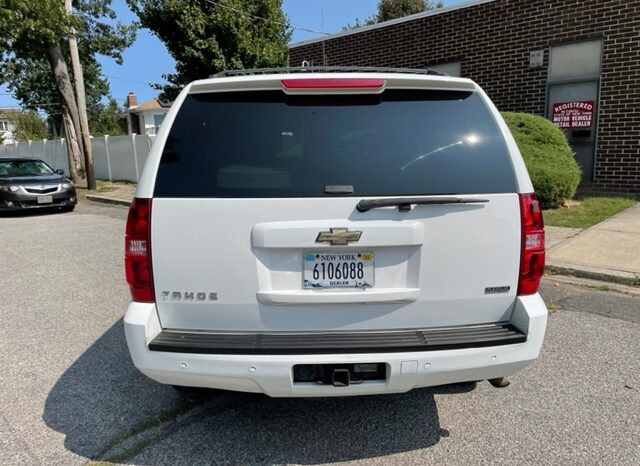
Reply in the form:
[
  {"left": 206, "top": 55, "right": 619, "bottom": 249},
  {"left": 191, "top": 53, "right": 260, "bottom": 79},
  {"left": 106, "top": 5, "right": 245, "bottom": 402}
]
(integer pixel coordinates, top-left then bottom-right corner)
[{"left": 552, "top": 100, "right": 595, "bottom": 129}]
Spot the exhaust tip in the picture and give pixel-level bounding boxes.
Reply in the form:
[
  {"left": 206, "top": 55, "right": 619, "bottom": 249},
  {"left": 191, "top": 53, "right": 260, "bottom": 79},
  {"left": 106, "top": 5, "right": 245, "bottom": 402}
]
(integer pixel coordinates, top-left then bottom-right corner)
[{"left": 488, "top": 377, "right": 511, "bottom": 388}]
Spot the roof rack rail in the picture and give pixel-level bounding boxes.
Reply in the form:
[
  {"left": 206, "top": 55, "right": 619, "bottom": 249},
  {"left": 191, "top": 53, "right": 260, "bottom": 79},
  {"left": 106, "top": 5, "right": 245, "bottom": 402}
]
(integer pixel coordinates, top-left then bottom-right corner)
[{"left": 212, "top": 66, "right": 446, "bottom": 78}]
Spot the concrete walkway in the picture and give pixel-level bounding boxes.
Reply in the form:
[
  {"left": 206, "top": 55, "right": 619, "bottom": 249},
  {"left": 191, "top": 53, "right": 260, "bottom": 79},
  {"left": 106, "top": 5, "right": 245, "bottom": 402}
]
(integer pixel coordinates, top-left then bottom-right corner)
[
  {"left": 546, "top": 226, "right": 581, "bottom": 249},
  {"left": 547, "top": 203, "right": 640, "bottom": 286}
]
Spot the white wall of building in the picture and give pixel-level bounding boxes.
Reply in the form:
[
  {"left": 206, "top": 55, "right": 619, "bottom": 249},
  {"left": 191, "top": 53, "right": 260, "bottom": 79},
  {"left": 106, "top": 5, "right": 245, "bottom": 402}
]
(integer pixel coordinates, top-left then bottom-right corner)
[
  {"left": 0, "top": 117, "right": 16, "bottom": 144},
  {"left": 139, "top": 110, "right": 167, "bottom": 136}
]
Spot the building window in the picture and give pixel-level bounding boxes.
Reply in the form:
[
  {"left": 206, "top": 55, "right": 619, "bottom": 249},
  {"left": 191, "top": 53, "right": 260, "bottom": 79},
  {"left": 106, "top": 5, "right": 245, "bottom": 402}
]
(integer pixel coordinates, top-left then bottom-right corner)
[
  {"left": 0, "top": 120, "right": 8, "bottom": 132},
  {"left": 152, "top": 114, "right": 166, "bottom": 135},
  {"left": 549, "top": 40, "right": 602, "bottom": 80}
]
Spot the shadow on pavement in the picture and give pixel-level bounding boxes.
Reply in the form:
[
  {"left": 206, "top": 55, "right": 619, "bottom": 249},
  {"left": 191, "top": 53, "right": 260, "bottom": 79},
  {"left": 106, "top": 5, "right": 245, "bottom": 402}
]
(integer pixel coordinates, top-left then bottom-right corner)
[
  {"left": 44, "top": 319, "right": 476, "bottom": 464},
  {"left": 0, "top": 206, "right": 72, "bottom": 217},
  {"left": 43, "top": 319, "right": 181, "bottom": 459},
  {"left": 167, "top": 383, "right": 475, "bottom": 466}
]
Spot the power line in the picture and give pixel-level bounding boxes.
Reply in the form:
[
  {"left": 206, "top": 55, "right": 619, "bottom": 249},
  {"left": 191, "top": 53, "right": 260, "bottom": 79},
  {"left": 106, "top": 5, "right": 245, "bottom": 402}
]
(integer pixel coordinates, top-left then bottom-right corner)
[
  {"left": 104, "top": 74, "right": 154, "bottom": 87},
  {"left": 0, "top": 102, "right": 61, "bottom": 108},
  {"left": 205, "top": 0, "right": 330, "bottom": 36}
]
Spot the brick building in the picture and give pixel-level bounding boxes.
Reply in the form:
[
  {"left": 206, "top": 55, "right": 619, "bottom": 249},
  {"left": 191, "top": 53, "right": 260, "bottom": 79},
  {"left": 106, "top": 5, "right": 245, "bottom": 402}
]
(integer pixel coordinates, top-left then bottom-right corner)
[{"left": 289, "top": 0, "right": 640, "bottom": 194}]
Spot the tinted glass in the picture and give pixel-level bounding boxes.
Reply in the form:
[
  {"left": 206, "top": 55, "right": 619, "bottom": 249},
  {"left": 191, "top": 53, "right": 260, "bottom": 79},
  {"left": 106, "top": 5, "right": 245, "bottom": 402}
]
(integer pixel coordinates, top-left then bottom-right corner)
[
  {"left": 0, "top": 160, "right": 54, "bottom": 177},
  {"left": 154, "top": 90, "right": 515, "bottom": 198}
]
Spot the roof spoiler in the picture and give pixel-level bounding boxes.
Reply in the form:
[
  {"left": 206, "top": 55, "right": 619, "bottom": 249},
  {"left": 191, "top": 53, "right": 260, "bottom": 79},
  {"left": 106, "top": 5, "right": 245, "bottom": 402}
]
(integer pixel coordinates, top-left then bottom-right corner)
[{"left": 211, "top": 66, "right": 446, "bottom": 79}]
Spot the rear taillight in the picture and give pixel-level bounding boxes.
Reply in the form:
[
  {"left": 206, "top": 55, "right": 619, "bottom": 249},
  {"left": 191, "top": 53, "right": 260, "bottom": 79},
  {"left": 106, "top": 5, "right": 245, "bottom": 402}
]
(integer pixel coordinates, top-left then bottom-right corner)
[
  {"left": 518, "top": 193, "right": 545, "bottom": 295},
  {"left": 125, "top": 197, "right": 154, "bottom": 302}
]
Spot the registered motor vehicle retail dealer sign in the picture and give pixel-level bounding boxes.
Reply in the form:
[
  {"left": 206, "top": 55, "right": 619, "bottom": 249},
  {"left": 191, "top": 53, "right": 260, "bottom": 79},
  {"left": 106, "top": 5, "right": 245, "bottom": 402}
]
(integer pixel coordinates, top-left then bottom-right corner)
[{"left": 552, "top": 100, "right": 595, "bottom": 128}]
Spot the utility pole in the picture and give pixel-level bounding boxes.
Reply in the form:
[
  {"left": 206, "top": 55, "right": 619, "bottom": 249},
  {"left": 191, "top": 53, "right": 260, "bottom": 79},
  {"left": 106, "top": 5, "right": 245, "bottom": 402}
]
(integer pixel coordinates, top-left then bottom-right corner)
[{"left": 65, "top": 0, "right": 96, "bottom": 190}]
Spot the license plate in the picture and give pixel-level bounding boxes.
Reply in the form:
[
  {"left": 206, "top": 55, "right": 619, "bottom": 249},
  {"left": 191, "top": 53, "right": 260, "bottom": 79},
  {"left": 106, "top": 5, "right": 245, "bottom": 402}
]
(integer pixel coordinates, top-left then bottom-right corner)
[
  {"left": 37, "top": 195, "right": 53, "bottom": 204},
  {"left": 303, "top": 252, "right": 374, "bottom": 289}
]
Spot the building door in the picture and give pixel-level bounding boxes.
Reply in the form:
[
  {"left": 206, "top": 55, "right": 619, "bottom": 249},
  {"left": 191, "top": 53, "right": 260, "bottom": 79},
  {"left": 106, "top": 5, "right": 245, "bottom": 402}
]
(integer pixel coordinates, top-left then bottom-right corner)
[
  {"left": 547, "top": 80, "right": 599, "bottom": 182},
  {"left": 547, "top": 40, "right": 602, "bottom": 184}
]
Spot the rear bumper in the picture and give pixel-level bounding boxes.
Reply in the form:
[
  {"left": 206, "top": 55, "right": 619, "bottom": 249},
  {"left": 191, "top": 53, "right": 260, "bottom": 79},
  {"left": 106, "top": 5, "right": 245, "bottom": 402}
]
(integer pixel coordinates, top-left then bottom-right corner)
[{"left": 124, "top": 295, "right": 547, "bottom": 397}]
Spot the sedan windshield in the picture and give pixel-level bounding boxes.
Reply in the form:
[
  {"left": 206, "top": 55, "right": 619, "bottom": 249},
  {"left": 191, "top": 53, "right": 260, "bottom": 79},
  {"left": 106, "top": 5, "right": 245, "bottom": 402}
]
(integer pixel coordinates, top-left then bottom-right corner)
[{"left": 0, "top": 160, "right": 54, "bottom": 177}]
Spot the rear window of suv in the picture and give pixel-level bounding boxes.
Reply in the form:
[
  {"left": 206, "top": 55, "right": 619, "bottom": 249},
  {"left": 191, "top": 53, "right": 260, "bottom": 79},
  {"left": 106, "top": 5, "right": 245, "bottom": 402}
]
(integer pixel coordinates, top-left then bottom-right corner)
[{"left": 154, "top": 89, "right": 515, "bottom": 198}]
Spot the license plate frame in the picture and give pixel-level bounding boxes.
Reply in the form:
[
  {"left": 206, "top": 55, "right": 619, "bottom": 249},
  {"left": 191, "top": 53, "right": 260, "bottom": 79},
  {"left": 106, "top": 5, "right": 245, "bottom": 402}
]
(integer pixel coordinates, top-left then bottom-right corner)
[
  {"left": 37, "top": 195, "right": 53, "bottom": 204},
  {"left": 303, "top": 251, "right": 374, "bottom": 289}
]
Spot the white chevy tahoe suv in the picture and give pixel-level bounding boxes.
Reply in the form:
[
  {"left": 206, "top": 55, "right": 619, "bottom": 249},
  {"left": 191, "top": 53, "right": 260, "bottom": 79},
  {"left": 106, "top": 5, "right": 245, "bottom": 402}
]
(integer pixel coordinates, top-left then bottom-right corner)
[{"left": 124, "top": 67, "right": 547, "bottom": 397}]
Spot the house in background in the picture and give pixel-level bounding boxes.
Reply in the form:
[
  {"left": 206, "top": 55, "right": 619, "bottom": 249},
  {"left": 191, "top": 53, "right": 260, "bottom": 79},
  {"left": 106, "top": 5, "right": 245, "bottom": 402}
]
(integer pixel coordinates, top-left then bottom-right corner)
[
  {"left": 0, "top": 108, "right": 18, "bottom": 144},
  {"left": 120, "top": 92, "right": 170, "bottom": 136}
]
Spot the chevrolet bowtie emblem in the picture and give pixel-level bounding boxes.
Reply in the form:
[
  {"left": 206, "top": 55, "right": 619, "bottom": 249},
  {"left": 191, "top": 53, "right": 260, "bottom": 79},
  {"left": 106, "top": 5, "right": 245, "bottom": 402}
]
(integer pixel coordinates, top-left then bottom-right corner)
[{"left": 315, "top": 228, "right": 362, "bottom": 246}]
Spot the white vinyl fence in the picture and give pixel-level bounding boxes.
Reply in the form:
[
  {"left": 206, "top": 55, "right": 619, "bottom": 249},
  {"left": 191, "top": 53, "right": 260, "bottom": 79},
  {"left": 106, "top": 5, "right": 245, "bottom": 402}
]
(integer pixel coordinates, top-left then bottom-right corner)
[{"left": 0, "top": 134, "right": 153, "bottom": 182}]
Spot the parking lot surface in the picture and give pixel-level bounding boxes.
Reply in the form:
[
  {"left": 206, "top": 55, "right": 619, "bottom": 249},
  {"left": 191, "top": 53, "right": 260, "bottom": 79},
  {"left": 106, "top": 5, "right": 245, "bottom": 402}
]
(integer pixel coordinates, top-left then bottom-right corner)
[{"left": 1, "top": 201, "right": 639, "bottom": 465}]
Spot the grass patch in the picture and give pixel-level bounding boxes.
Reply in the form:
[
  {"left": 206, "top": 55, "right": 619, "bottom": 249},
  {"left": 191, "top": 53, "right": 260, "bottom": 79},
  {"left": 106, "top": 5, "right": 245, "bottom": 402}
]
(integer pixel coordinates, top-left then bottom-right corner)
[
  {"left": 543, "top": 196, "right": 637, "bottom": 229},
  {"left": 75, "top": 180, "right": 115, "bottom": 199},
  {"left": 585, "top": 283, "right": 612, "bottom": 293},
  {"left": 75, "top": 179, "right": 135, "bottom": 201},
  {"left": 75, "top": 179, "right": 120, "bottom": 191},
  {"left": 547, "top": 303, "right": 559, "bottom": 313}
]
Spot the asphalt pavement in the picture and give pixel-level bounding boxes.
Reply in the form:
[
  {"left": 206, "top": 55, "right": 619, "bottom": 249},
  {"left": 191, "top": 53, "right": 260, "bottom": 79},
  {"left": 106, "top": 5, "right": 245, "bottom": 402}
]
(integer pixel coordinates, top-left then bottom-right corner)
[{"left": 0, "top": 201, "right": 638, "bottom": 465}]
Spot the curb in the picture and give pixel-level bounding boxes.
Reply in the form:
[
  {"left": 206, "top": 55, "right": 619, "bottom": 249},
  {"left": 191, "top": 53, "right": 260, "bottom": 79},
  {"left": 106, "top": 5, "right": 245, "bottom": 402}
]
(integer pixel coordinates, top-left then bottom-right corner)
[
  {"left": 542, "top": 275, "right": 640, "bottom": 297},
  {"left": 546, "top": 263, "right": 639, "bottom": 288},
  {"left": 86, "top": 194, "right": 131, "bottom": 207}
]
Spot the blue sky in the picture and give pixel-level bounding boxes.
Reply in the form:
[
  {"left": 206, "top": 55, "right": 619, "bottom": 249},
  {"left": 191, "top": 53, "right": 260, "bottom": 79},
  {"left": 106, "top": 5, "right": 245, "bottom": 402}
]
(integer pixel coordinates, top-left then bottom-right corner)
[{"left": 0, "top": 0, "right": 462, "bottom": 109}]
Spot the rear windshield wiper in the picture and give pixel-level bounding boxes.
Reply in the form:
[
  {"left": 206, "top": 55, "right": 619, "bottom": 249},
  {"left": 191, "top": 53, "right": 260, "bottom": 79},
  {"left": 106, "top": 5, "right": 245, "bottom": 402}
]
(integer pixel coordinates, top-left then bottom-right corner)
[{"left": 356, "top": 196, "right": 489, "bottom": 212}]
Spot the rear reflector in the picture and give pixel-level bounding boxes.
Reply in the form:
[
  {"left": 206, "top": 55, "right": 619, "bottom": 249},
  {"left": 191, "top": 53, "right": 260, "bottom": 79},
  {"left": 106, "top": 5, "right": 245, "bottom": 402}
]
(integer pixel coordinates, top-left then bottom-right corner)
[
  {"left": 518, "top": 193, "right": 545, "bottom": 295},
  {"left": 281, "top": 78, "right": 386, "bottom": 90},
  {"left": 125, "top": 198, "right": 155, "bottom": 302}
]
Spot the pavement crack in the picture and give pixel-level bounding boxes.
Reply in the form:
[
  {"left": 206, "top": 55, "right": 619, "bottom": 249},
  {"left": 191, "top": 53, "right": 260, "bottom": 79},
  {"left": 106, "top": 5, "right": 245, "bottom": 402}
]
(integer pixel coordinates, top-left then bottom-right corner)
[
  {"left": 87, "top": 398, "right": 203, "bottom": 465},
  {"left": 87, "top": 392, "right": 263, "bottom": 465}
]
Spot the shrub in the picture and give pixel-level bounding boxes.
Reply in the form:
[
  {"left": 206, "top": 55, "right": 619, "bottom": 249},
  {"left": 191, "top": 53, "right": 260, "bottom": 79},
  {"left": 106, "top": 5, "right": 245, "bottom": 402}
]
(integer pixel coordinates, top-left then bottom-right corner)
[
  {"left": 502, "top": 112, "right": 581, "bottom": 209},
  {"left": 9, "top": 110, "right": 49, "bottom": 141}
]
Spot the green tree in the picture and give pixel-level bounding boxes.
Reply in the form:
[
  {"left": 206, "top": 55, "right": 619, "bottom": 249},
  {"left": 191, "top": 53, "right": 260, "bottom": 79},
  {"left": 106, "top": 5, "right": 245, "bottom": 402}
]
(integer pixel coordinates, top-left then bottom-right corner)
[
  {"left": 378, "top": 0, "right": 442, "bottom": 22},
  {"left": 343, "top": 16, "right": 378, "bottom": 31},
  {"left": 1, "top": 54, "right": 111, "bottom": 137},
  {"left": 127, "top": 0, "right": 291, "bottom": 100},
  {"left": 0, "top": 0, "right": 135, "bottom": 184},
  {"left": 344, "top": 0, "right": 443, "bottom": 30},
  {"left": 89, "top": 98, "right": 127, "bottom": 136},
  {"left": 10, "top": 111, "right": 49, "bottom": 141}
]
